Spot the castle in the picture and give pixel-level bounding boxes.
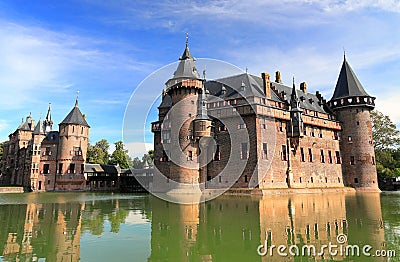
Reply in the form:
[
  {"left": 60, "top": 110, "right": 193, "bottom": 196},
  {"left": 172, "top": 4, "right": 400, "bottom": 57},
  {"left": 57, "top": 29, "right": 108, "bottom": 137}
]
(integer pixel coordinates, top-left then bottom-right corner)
[
  {"left": 0, "top": 99, "right": 90, "bottom": 191},
  {"left": 151, "top": 40, "right": 379, "bottom": 192}
]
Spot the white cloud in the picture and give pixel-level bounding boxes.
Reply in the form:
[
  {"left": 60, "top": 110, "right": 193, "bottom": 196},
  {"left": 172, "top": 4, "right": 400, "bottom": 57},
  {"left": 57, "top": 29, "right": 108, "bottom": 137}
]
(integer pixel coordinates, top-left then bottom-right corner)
[{"left": 125, "top": 142, "right": 153, "bottom": 158}]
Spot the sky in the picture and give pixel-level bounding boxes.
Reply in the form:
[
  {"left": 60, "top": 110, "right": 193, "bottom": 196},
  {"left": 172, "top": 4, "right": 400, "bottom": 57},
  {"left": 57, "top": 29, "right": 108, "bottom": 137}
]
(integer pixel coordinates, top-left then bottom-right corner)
[{"left": 0, "top": 0, "right": 400, "bottom": 156}]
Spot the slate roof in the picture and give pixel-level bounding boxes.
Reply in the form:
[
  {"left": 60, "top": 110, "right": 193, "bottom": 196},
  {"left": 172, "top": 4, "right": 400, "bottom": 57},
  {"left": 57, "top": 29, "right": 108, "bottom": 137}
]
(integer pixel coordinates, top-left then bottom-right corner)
[
  {"left": 331, "top": 57, "right": 371, "bottom": 100},
  {"left": 42, "top": 131, "right": 59, "bottom": 143},
  {"left": 84, "top": 164, "right": 121, "bottom": 174},
  {"left": 33, "top": 120, "right": 45, "bottom": 135},
  {"left": 60, "top": 100, "right": 90, "bottom": 127},
  {"left": 167, "top": 42, "right": 201, "bottom": 86},
  {"left": 158, "top": 72, "right": 328, "bottom": 114}
]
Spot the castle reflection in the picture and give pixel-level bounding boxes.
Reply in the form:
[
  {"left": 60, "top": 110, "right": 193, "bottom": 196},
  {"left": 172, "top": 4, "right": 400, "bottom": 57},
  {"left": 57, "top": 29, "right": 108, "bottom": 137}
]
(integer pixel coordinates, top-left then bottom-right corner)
[
  {"left": 149, "top": 193, "right": 386, "bottom": 262},
  {"left": 0, "top": 193, "right": 387, "bottom": 261}
]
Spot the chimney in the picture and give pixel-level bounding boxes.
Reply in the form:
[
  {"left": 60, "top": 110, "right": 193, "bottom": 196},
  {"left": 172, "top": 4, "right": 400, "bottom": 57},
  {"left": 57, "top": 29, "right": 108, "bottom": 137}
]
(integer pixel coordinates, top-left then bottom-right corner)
[
  {"left": 275, "top": 71, "right": 282, "bottom": 83},
  {"left": 300, "top": 82, "right": 307, "bottom": 93},
  {"left": 83, "top": 114, "right": 87, "bottom": 120},
  {"left": 316, "top": 91, "right": 322, "bottom": 101},
  {"left": 261, "top": 72, "right": 271, "bottom": 99}
]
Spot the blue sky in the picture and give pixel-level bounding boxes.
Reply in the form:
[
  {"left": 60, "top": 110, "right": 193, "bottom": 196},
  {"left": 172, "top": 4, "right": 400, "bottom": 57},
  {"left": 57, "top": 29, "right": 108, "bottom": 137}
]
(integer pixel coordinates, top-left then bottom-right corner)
[{"left": 0, "top": 1, "right": 400, "bottom": 156}]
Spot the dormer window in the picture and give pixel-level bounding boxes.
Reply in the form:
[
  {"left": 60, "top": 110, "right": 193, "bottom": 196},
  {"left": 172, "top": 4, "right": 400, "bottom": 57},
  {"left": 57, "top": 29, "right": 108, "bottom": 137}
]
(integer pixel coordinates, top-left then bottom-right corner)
[{"left": 240, "top": 82, "right": 245, "bottom": 92}]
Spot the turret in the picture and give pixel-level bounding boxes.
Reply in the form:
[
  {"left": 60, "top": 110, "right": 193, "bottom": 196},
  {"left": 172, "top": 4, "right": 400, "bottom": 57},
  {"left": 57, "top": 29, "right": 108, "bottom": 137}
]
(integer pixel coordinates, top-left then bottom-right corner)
[
  {"left": 43, "top": 103, "right": 53, "bottom": 133},
  {"left": 328, "top": 55, "right": 378, "bottom": 191},
  {"left": 155, "top": 34, "right": 204, "bottom": 191},
  {"left": 57, "top": 97, "right": 90, "bottom": 178},
  {"left": 287, "top": 78, "right": 304, "bottom": 138}
]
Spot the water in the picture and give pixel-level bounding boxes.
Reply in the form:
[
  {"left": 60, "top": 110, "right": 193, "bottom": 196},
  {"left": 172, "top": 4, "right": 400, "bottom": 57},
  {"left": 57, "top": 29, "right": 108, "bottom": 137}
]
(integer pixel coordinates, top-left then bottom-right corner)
[{"left": 0, "top": 192, "right": 398, "bottom": 261}]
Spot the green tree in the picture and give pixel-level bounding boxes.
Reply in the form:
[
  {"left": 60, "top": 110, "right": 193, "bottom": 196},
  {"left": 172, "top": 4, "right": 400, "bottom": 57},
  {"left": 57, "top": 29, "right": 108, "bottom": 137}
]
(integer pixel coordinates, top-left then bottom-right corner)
[
  {"left": 87, "top": 139, "right": 110, "bottom": 164},
  {"left": 371, "top": 110, "right": 400, "bottom": 150},
  {"left": 109, "top": 141, "right": 132, "bottom": 169}
]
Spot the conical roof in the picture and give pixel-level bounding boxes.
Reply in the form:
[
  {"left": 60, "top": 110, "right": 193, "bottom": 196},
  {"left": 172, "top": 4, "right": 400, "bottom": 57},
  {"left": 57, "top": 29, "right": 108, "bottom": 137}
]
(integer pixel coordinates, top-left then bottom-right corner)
[
  {"left": 60, "top": 99, "right": 90, "bottom": 127},
  {"left": 331, "top": 57, "right": 371, "bottom": 100},
  {"left": 170, "top": 37, "right": 200, "bottom": 81},
  {"left": 33, "top": 119, "right": 45, "bottom": 135}
]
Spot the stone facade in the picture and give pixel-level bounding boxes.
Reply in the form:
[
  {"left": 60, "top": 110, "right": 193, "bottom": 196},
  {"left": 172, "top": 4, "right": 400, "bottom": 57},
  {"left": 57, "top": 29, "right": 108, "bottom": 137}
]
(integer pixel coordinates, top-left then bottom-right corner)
[
  {"left": 0, "top": 100, "right": 90, "bottom": 191},
  {"left": 152, "top": 42, "right": 379, "bottom": 192}
]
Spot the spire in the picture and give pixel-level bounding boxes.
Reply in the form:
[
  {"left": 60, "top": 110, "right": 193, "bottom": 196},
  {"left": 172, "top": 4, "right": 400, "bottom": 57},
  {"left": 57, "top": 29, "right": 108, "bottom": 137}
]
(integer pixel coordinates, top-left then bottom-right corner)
[
  {"left": 75, "top": 90, "right": 79, "bottom": 107},
  {"left": 195, "top": 71, "right": 211, "bottom": 121},
  {"left": 180, "top": 32, "right": 194, "bottom": 61},
  {"left": 167, "top": 33, "right": 200, "bottom": 85},
  {"left": 44, "top": 103, "right": 53, "bottom": 133},
  {"left": 290, "top": 77, "right": 301, "bottom": 112},
  {"left": 287, "top": 77, "right": 304, "bottom": 138}
]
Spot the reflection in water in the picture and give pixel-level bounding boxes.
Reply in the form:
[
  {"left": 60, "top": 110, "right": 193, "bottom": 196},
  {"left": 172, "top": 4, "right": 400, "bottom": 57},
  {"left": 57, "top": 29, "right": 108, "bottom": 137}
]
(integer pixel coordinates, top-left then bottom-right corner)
[{"left": 0, "top": 193, "right": 393, "bottom": 261}]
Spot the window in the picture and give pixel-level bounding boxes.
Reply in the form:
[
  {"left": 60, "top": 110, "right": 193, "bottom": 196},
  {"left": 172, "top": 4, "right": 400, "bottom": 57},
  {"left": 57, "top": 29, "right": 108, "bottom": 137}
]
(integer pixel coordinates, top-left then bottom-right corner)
[
  {"left": 372, "top": 156, "right": 375, "bottom": 165},
  {"left": 311, "top": 177, "right": 314, "bottom": 183},
  {"left": 188, "top": 151, "right": 193, "bottom": 161},
  {"left": 281, "top": 145, "right": 287, "bottom": 161},
  {"left": 81, "top": 164, "right": 84, "bottom": 174},
  {"left": 81, "top": 127, "right": 84, "bottom": 134},
  {"left": 354, "top": 177, "right": 359, "bottom": 184},
  {"left": 69, "top": 163, "right": 75, "bottom": 174},
  {"left": 348, "top": 136, "right": 352, "bottom": 143},
  {"left": 318, "top": 128, "right": 323, "bottom": 138},
  {"left": 219, "top": 125, "right": 227, "bottom": 131},
  {"left": 219, "top": 176, "right": 222, "bottom": 183},
  {"left": 214, "top": 145, "right": 221, "bottom": 161},
  {"left": 160, "top": 150, "right": 169, "bottom": 162},
  {"left": 335, "top": 151, "right": 341, "bottom": 164},
  {"left": 303, "top": 126, "right": 307, "bottom": 136},
  {"left": 241, "top": 143, "right": 248, "bottom": 160},
  {"left": 238, "top": 123, "right": 246, "bottom": 129},
  {"left": 58, "top": 163, "right": 63, "bottom": 174},
  {"left": 350, "top": 156, "right": 355, "bottom": 165},
  {"left": 74, "top": 146, "right": 81, "bottom": 156},
  {"left": 278, "top": 121, "right": 283, "bottom": 132},
  {"left": 328, "top": 151, "right": 333, "bottom": 164},
  {"left": 43, "top": 164, "right": 50, "bottom": 174},
  {"left": 45, "top": 147, "right": 51, "bottom": 156},
  {"left": 300, "top": 148, "right": 305, "bottom": 162},
  {"left": 244, "top": 175, "right": 248, "bottom": 183},
  {"left": 262, "top": 143, "right": 268, "bottom": 159},
  {"left": 311, "top": 127, "right": 315, "bottom": 137},
  {"left": 162, "top": 132, "right": 171, "bottom": 143},
  {"left": 320, "top": 149, "right": 325, "bottom": 163},
  {"left": 261, "top": 118, "right": 266, "bottom": 129},
  {"left": 308, "top": 148, "right": 313, "bottom": 162},
  {"left": 333, "top": 131, "right": 339, "bottom": 140}
]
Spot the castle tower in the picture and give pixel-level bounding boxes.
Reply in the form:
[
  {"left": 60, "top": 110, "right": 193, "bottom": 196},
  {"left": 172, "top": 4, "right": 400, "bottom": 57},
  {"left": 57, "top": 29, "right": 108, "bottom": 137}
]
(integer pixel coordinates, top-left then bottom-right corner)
[
  {"left": 328, "top": 55, "right": 379, "bottom": 191},
  {"left": 162, "top": 35, "right": 204, "bottom": 191},
  {"left": 30, "top": 117, "right": 47, "bottom": 191},
  {"left": 56, "top": 98, "right": 90, "bottom": 190},
  {"left": 43, "top": 103, "right": 53, "bottom": 133},
  {"left": 287, "top": 78, "right": 304, "bottom": 139}
]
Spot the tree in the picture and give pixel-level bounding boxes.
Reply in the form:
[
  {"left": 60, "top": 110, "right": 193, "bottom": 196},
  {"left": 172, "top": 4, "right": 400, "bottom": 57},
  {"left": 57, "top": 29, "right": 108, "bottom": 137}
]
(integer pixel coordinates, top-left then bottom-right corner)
[
  {"left": 87, "top": 139, "right": 110, "bottom": 164},
  {"left": 109, "top": 141, "right": 132, "bottom": 169},
  {"left": 371, "top": 110, "right": 400, "bottom": 150}
]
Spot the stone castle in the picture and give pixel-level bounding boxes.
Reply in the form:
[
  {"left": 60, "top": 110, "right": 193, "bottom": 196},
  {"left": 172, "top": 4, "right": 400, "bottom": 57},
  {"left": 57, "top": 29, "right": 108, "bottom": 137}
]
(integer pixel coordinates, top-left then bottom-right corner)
[
  {"left": 0, "top": 99, "right": 90, "bottom": 191},
  {"left": 151, "top": 40, "right": 379, "bottom": 192}
]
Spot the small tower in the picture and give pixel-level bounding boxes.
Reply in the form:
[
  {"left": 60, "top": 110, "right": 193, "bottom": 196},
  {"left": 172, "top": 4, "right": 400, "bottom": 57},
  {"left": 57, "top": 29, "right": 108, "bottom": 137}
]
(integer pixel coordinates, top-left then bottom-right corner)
[
  {"left": 43, "top": 103, "right": 53, "bottom": 133},
  {"left": 287, "top": 78, "right": 304, "bottom": 140},
  {"left": 56, "top": 97, "right": 90, "bottom": 190},
  {"left": 328, "top": 55, "right": 378, "bottom": 191}
]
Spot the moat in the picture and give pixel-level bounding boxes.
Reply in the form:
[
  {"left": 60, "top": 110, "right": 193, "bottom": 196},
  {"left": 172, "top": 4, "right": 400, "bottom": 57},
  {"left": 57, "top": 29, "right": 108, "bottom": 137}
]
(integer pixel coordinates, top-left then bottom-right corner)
[{"left": 0, "top": 192, "right": 399, "bottom": 261}]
